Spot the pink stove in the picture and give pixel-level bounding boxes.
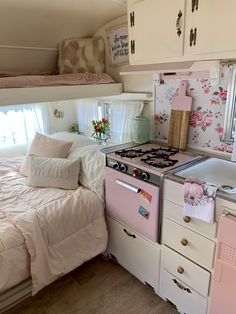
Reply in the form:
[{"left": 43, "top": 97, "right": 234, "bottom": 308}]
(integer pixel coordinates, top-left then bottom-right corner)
[{"left": 105, "top": 143, "right": 202, "bottom": 243}]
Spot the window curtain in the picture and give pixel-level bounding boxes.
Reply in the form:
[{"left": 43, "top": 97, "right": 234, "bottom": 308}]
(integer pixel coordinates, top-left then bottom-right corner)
[
  {"left": 110, "top": 101, "right": 143, "bottom": 143},
  {"left": 0, "top": 103, "right": 52, "bottom": 147},
  {"left": 76, "top": 99, "right": 99, "bottom": 136}
]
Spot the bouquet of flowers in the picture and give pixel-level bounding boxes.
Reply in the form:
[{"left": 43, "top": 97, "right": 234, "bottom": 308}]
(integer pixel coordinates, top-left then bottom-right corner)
[{"left": 91, "top": 118, "right": 110, "bottom": 141}]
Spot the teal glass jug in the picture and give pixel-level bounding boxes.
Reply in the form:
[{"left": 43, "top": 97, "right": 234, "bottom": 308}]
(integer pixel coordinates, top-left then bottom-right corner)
[{"left": 132, "top": 116, "right": 150, "bottom": 144}]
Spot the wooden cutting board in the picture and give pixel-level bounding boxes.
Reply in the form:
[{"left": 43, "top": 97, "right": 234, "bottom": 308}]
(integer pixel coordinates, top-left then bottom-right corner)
[{"left": 168, "top": 80, "right": 192, "bottom": 150}]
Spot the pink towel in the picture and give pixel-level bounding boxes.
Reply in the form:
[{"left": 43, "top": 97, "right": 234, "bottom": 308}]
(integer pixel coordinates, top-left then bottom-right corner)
[{"left": 183, "top": 178, "right": 217, "bottom": 223}]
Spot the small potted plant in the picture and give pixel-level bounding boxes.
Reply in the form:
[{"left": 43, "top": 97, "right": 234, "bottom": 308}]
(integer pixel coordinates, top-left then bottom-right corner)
[
  {"left": 91, "top": 118, "right": 110, "bottom": 144},
  {"left": 69, "top": 123, "right": 79, "bottom": 133}
]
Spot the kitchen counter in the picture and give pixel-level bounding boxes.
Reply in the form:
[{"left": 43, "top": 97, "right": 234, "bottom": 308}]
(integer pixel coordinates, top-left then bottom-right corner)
[{"left": 165, "top": 171, "right": 236, "bottom": 204}]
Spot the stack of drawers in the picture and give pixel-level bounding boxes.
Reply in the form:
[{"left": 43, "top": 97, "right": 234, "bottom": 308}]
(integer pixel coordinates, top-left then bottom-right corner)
[{"left": 159, "top": 179, "right": 217, "bottom": 314}]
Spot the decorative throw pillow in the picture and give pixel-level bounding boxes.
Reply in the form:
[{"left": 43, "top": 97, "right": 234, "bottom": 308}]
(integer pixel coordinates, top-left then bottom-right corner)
[
  {"left": 20, "top": 132, "right": 73, "bottom": 176},
  {"left": 27, "top": 155, "right": 80, "bottom": 190},
  {"left": 58, "top": 37, "right": 105, "bottom": 74}
]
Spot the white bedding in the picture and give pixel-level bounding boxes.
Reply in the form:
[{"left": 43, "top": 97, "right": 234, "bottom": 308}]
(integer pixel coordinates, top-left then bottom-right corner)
[{"left": 0, "top": 155, "right": 108, "bottom": 294}]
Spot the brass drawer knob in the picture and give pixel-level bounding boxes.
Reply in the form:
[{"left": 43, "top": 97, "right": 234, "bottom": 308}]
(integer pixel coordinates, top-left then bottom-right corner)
[
  {"left": 177, "top": 266, "right": 184, "bottom": 274},
  {"left": 183, "top": 216, "right": 191, "bottom": 223},
  {"left": 181, "top": 238, "right": 188, "bottom": 246}
]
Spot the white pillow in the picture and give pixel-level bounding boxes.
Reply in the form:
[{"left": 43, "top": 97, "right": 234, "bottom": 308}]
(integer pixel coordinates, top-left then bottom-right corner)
[
  {"left": 68, "top": 145, "right": 106, "bottom": 200},
  {"left": 49, "top": 132, "right": 96, "bottom": 149},
  {"left": 20, "top": 133, "right": 73, "bottom": 176},
  {"left": 27, "top": 155, "right": 80, "bottom": 190}
]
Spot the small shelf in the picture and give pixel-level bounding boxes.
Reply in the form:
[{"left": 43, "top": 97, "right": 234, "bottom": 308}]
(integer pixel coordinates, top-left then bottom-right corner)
[{"left": 97, "top": 92, "right": 153, "bottom": 101}]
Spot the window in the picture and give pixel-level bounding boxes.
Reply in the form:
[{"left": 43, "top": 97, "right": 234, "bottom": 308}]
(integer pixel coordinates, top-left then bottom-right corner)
[
  {"left": 76, "top": 98, "right": 143, "bottom": 143},
  {"left": 0, "top": 104, "right": 45, "bottom": 147},
  {"left": 98, "top": 102, "right": 111, "bottom": 121},
  {"left": 224, "top": 66, "right": 236, "bottom": 143},
  {"left": 76, "top": 99, "right": 110, "bottom": 135}
]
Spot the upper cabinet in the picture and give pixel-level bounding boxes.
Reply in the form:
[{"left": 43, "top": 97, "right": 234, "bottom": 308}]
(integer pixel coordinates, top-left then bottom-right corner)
[
  {"left": 184, "top": 0, "right": 236, "bottom": 59},
  {"left": 128, "top": 0, "right": 186, "bottom": 65},
  {"left": 128, "top": 0, "right": 236, "bottom": 66}
]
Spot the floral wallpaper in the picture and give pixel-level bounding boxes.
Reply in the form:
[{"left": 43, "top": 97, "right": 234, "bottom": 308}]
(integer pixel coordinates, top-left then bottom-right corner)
[{"left": 154, "top": 65, "right": 233, "bottom": 154}]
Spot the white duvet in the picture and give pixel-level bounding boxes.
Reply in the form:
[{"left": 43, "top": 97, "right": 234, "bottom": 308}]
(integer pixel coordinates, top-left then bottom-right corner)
[{"left": 0, "top": 155, "right": 108, "bottom": 294}]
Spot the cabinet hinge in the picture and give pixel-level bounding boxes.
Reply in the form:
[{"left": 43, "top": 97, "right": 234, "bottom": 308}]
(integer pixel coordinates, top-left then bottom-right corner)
[
  {"left": 130, "top": 11, "right": 135, "bottom": 27},
  {"left": 193, "top": 27, "right": 197, "bottom": 46},
  {"left": 190, "top": 28, "right": 197, "bottom": 47},
  {"left": 192, "top": 0, "right": 199, "bottom": 12},
  {"left": 130, "top": 40, "right": 135, "bottom": 54}
]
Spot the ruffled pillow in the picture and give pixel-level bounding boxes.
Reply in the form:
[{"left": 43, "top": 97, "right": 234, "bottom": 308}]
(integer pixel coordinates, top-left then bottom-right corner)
[{"left": 27, "top": 155, "right": 80, "bottom": 190}]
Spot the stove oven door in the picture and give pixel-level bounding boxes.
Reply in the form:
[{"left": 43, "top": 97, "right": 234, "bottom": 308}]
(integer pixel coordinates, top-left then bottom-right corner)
[{"left": 105, "top": 167, "right": 160, "bottom": 242}]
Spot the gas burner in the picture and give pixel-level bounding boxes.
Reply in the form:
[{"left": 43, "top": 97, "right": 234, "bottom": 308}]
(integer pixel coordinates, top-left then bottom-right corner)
[
  {"left": 141, "top": 156, "right": 179, "bottom": 169},
  {"left": 115, "top": 149, "right": 146, "bottom": 159},
  {"left": 147, "top": 147, "right": 179, "bottom": 158}
]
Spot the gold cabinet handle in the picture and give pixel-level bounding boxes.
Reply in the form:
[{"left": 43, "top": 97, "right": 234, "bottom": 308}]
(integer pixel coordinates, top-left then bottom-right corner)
[
  {"left": 181, "top": 238, "right": 188, "bottom": 246},
  {"left": 183, "top": 216, "right": 191, "bottom": 223},
  {"left": 177, "top": 266, "right": 184, "bottom": 274}
]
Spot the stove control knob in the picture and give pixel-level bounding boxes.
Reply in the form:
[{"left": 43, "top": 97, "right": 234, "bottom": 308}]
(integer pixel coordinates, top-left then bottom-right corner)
[
  {"left": 141, "top": 172, "right": 149, "bottom": 181},
  {"left": 132, "top": 168, "right": 141, "bottom": 177},
  {"left": 120, "top": 164, "right": 127, "bottom": 172},
  {"left": 113, "top": 162, "right": 120, "bottom": 170}
]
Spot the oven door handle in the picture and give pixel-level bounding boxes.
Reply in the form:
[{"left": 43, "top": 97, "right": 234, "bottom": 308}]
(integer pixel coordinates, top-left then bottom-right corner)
[{"left": 115, "top": 179, "right": 141, "bottom": 194}]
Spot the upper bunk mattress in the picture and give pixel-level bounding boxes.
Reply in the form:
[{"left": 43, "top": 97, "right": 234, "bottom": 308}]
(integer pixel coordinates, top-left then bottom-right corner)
[
  {"left": 0, "top": 72, "right": 114, "bottom": 88},
  {"left": 0, "top": 156, "right": 107, "bottom": 294}
]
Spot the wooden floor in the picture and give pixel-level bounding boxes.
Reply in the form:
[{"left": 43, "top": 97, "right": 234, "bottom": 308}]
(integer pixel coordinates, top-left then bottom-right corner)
[{"left": 6, "top": 256, "right": 177, "bottom": 314}]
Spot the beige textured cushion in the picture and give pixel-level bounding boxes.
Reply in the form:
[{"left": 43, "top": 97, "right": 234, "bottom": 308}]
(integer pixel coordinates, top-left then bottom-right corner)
[
  {"left": 20, "top": 133, "right": 73, "bottom": 176},
  {"left": 27, "top": 155, "right": 80, "bottom": 190},
  {"left": 58, "top": 37, "right": 105, "bottom": 74}
]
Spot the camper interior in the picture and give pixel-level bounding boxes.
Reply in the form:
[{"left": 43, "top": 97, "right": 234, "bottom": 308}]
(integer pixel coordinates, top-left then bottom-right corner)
[{"left": 1, "top": 1, "right": 236, "bottom": 314}]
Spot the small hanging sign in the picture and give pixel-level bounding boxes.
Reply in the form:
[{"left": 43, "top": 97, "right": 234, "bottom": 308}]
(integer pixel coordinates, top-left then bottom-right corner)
[{"left": 106, "top": 24, "right": 129, "bottom": 66}]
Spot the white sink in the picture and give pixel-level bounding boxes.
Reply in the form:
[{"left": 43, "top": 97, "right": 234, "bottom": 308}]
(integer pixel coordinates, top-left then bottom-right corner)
[{"left": 176, "top": 157, "right": 236, "bottom": 194}]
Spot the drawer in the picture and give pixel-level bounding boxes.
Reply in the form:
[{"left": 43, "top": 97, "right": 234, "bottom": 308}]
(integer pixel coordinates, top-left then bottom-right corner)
[
  {"left": 159, "top": 268, "right": 208, "bottom": 314},
  {"left": 106, "top": 216, "right": 160, "bottom": 292},
  {"left": 161, "top": 245, "right": 211, "bottom": 297},
  {"left": 163, "top": 199, "right": 217, "bottom": 238},
  {"left": 162, "top": 218, "right": 215, "bottom": 269},
  {"left": 164, "top": 179, "right": 183, "bottom": 205}
]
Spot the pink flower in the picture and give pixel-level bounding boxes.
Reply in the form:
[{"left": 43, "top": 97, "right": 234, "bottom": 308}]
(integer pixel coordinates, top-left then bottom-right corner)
[
  {"left": 154, "top": 114, "right": 161, "bottom": 122},
  {"left": 184, "top": 181, "right": 204, "bottom": 206},
  {"left": 210, "top": 98, "right": 220, "bottom": 106},
  {"left": 219, "top": 90, "right": 227, "bottom": 101},
  {"left": 192, "top": 111, "right": 202, "bottom": 121},
  {"left": 215, "top": 126, "right": 223, "bottom": 134},
  {"left": 204, "top": 115, "right": 213, "bottom": 127},
  {"left": 203, "top": 86, "right": 210, "bottom": 94},
  {"left": 190, "top": 120, "right": 196, "bottom": 128}
]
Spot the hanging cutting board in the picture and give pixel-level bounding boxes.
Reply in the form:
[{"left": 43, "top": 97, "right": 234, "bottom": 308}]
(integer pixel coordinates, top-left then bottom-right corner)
[{"left": 168, "top": 80, "right": 192, "bottom": 150}]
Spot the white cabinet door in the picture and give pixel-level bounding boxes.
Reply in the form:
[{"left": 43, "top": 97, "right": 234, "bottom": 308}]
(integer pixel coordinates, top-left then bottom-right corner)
[
  {"left": 159, "top": 269, "right": 208, "bottom": 314},
  {"left": 107, "top": 216, "right": 160, "bottom": 292},
  {"left": 185, "top": 0, "right": 236, "bottom": 58},
  {"left": 128, "top": 0, "right": 185, "bottom": 65}
]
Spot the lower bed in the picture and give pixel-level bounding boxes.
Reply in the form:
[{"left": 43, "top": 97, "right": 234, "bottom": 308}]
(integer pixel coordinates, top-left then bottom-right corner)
[{"left": 0, "top": 156, "right": 108, "bottom": 298}]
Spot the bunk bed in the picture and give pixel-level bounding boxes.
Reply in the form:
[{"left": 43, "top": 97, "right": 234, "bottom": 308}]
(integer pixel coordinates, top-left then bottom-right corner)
[
  {"left": 0, "top": 133, "right": 108, "bottom": 313},
  {"left": 0, "top": 72, "right": 123, "bottom": 106}
]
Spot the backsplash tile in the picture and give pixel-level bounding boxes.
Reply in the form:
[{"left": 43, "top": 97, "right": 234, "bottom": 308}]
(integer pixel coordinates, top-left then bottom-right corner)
[{"left": 154, "top": 66, "right": 233, "bottom": 154}]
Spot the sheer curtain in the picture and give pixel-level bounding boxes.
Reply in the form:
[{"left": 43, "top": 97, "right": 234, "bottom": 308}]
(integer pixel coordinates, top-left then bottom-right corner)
[
  {"left": 110, "top": 100, "right": 143, "bottom": 143},
  {"left": 0, "top": 103, "right": 51, "bottom": 147},
  {"left": 76, "top": 99, "right": 99, "bottom": 136}
]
